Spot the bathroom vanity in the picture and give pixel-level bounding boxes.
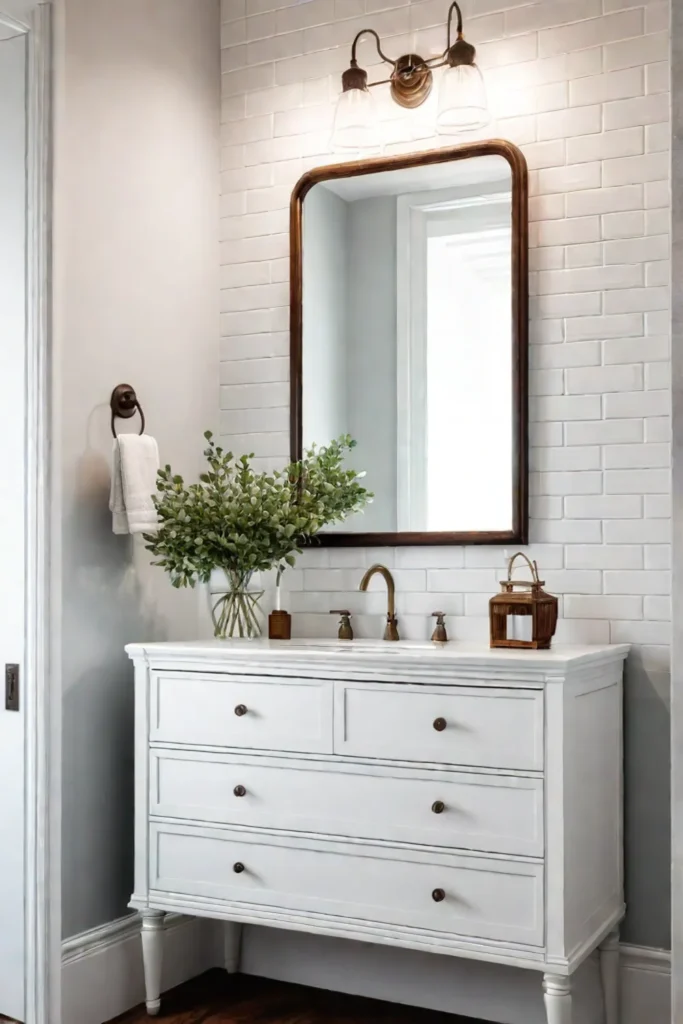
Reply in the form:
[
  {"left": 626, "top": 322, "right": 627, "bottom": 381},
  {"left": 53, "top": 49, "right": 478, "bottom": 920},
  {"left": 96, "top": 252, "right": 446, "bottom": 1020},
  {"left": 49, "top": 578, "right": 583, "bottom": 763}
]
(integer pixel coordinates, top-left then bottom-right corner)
[{"left": 127, "top": 639, "right": 627, "bottom": 1024}]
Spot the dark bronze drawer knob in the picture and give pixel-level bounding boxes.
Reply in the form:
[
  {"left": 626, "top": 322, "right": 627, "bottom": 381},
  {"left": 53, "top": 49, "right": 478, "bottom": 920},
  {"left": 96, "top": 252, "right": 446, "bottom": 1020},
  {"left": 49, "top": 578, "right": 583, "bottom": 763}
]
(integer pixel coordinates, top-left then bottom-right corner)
[
  {"left": 433, "top": 717, "right": 447, "bottom": 732},
  {"left": 233, "top": 785, "right": 246, "bottom": 798},
  {"left": 234, "top": 704, "right": 248, "bottom": 717},
  {"left": 233, "top": 862, "right": 245, "bottom": 874},
  {"left": 432, "top": 800, "right": 445, "bottom": 814},
  {"left": 432, "top": 888, "right": 446, "bottom": 903}
]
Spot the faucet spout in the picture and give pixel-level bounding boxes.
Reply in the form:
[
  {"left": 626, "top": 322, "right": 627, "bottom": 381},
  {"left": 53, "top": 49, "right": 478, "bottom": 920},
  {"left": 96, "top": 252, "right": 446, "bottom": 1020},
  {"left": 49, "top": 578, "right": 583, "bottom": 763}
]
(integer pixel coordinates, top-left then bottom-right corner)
[{"left": 359, "top": 564, "right": 400, "bottom": 641}]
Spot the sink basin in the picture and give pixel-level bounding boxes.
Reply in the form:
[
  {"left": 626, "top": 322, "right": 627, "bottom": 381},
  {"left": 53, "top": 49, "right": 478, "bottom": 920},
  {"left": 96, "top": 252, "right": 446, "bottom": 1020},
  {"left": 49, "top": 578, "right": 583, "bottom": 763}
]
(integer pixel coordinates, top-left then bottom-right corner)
[
  {"left": 344, "top": 641, "right": 442, "bottom": 651},
  {"left": 283, "top": 639, "right": 444, "bottom": 653}
]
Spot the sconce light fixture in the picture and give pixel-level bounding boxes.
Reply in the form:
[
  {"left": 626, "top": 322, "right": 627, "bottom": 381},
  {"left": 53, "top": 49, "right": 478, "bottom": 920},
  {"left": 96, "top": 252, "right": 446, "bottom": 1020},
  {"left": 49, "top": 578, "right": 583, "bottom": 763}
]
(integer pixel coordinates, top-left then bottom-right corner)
[{"left": 332, "top": 1, "right": 490, "bottom": 151}]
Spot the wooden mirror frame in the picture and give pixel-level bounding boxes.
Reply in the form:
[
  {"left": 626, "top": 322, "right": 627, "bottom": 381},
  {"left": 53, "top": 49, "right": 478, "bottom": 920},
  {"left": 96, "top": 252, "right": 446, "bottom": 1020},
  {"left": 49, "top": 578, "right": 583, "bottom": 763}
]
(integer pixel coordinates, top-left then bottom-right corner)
[{"left": 290, "top": 139, "right": 528, "bottom": 547}]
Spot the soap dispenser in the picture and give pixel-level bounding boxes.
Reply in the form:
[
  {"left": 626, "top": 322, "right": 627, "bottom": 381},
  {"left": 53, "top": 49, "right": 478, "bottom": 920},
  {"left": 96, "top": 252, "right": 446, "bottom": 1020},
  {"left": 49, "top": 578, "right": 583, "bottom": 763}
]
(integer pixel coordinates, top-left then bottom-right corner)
[
  {"left": 431, "top": 612, "right": 448, "bottom": 643},
  {"left": 330, "top": 609, "right": 354, "bottom": 640}
]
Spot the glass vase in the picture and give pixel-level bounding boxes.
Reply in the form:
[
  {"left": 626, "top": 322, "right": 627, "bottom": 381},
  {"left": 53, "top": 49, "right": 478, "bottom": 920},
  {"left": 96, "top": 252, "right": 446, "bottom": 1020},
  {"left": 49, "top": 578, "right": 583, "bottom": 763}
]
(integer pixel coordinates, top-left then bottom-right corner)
[{"left": 211, "top": 571, "right": 264, "bottom": 640}]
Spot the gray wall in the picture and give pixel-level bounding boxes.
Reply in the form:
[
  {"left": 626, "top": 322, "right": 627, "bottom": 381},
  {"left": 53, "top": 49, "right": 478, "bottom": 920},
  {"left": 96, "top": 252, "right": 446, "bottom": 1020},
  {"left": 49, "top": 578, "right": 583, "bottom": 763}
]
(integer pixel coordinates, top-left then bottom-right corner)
[
  {"left": 302, "top": 189, "right": 397, "bottom": 533},
  {"left": 346, "top": 196, "right": 398, "bottom": 533},
  {"left": 623, "top": 650, "right": 671, "bottom": 947},
  {"left": 53, "top": 0, "right": 221, "bottom": 939},
  {"left": 302, "top": 185, "right": 348, "bottom": 451}
]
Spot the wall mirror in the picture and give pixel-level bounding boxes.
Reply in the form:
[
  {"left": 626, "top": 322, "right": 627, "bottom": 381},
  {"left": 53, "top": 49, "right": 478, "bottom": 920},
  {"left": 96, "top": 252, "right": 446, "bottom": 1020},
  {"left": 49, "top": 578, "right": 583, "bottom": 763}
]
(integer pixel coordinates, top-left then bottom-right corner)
[{"left": 291, "top": 140, "right": 528, "bottom": 546}]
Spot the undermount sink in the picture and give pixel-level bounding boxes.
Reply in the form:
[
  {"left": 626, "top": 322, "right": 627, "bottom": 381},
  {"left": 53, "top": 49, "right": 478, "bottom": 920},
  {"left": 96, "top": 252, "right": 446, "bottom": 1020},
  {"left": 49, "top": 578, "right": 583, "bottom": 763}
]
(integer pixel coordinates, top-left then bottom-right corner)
[{"left": 283, "top": 639, "right": 444, "bottom": 653}]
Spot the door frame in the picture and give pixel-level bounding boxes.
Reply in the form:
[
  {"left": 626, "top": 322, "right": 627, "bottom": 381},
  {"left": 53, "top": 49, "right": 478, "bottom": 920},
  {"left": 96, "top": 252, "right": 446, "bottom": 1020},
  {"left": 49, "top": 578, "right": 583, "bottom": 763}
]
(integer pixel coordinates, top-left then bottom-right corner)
[
  {"left": 0, "top": 2, "right": 58, "bottom": 1022},
  {"left": 672, "top": 1, "right": 682, "bottom": 1015}
]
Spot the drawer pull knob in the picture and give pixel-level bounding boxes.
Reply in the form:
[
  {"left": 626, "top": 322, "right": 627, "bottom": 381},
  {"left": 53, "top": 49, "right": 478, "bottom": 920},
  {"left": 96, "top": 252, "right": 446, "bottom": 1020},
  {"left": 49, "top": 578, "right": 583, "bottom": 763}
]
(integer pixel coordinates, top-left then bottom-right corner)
[
  {"left": 233, "top": 862, "right": 246, "bottom": 874},
  {"left": 234, "top": 704, "right": 248, "bottom": 717},
  {"left": 233, "top": 785, "right": 246, "bottom": 798},
  {"left": 432, "top": 888, "right": 446, "bottom": 903},
  {"left": 433, "top": 717, "right": 447, "bottom": 732},
  {"left": 431, "top": 800, "right": 445, "bottom": 814}
]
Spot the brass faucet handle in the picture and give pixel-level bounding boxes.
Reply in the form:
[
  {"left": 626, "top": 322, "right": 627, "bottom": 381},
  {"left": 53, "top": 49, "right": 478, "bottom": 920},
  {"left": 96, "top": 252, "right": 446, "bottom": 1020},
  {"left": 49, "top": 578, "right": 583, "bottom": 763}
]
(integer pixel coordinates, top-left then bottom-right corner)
[
  {"left": 330, "top": 609, "right": 354, "bottom": 641},
  {"left": 431, "top": 612, "right": 448, "bottom": 643},
  {"left": 384, "top": 615, "right": 400, "bottom": 642}
]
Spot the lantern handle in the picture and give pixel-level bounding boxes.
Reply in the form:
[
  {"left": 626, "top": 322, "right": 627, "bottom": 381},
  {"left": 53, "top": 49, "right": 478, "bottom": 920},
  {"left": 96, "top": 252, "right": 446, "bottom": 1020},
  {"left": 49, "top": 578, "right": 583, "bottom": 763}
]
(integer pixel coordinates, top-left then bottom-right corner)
[{"left": 506, "top": 551, "right": 541, "bottom": 586}]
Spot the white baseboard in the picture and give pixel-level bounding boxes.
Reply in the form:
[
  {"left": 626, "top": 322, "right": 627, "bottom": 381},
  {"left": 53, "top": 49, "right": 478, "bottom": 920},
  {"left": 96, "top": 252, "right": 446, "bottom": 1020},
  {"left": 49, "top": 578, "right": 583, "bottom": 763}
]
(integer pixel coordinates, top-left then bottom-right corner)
[
  {"left": 61, "top": 915, "right": 671, "bottom": 1024},
  {"left": 620, "top": 944, "right": 671, "bottom": 1024},
  {"left": 61, "top": 913, "right": 220, "bottom": 1024}
]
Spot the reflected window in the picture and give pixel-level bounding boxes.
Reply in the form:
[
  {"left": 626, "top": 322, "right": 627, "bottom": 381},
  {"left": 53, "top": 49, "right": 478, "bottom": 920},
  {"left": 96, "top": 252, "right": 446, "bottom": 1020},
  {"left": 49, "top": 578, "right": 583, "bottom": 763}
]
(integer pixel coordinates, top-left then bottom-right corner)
[{"left": 398, "top": 193, "right": 512, "bottom": 531}]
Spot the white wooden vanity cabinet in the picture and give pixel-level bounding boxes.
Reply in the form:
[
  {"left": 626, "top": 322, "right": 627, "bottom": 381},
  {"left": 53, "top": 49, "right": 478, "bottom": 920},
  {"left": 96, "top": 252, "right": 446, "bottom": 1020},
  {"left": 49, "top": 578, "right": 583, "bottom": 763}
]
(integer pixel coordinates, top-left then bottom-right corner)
[{"left": 126, "top": 639, "right": 628, "bottom": 1024}]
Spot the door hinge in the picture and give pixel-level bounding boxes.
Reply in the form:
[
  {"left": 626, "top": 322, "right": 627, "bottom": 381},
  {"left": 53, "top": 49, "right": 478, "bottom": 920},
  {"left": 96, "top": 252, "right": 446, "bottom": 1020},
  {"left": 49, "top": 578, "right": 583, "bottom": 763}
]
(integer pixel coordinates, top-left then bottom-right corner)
[{"left": 5, "top": 663, "right": 19, "bottom": 711}]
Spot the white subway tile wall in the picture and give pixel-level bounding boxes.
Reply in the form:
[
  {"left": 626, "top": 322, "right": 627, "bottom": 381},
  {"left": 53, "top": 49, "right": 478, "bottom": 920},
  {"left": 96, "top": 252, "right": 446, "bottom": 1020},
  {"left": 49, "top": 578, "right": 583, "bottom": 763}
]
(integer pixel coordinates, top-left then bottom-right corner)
[{"left": 219, "top": 0, "right": 671, "bottom": 653}]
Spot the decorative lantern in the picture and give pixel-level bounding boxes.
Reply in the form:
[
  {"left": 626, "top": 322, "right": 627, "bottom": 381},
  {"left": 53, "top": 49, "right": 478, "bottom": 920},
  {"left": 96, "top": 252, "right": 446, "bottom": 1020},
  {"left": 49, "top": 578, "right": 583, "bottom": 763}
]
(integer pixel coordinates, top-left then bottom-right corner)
[{"left": 489, "top": 553, "right": 558, "bottom": 650}]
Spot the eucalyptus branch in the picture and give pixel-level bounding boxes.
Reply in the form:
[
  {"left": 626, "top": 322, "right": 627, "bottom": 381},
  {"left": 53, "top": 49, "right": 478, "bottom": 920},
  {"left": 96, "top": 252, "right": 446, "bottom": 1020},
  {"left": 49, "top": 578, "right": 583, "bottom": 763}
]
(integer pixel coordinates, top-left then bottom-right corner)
[{"left": 144, "top": 432, "right": 372, "bottom": 589}]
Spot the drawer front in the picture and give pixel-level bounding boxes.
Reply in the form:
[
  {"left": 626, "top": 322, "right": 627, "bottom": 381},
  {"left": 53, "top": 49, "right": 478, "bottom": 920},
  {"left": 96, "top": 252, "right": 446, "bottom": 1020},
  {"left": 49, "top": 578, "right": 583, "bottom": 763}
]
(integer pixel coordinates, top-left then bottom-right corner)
[
  {"left": 150, "top": 823, "right": 545, "bottom": 947},
  {"left": 150, "top": 750, "right": 544, "bottom": 857},
  {"left": 150, "top": 672, "right": 333, "bottom": 753},
  {"left": 334, "top": 682, "right": 544, "bottom": 771}
]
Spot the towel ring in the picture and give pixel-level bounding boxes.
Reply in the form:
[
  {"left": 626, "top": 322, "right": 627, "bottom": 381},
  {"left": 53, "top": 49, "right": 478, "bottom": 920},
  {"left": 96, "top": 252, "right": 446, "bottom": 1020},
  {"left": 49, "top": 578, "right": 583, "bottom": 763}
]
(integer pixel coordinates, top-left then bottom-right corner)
[{"left": 110, "top": 384, "right": 146, "bottom": 438}]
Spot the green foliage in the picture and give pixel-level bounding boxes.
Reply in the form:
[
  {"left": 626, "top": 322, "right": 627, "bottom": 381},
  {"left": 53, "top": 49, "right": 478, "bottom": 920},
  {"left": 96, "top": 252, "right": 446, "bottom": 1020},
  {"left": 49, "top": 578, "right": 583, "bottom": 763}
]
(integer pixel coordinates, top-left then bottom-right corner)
[{"left": 144, "top": 432, "right": 372, "bottom": 589}]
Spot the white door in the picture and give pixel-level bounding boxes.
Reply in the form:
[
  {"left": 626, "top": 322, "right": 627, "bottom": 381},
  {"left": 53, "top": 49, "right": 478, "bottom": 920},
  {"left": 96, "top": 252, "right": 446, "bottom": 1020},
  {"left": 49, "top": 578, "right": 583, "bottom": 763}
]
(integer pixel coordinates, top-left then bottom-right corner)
[{"left": 0, "top": 21, "right": 27, "bottom": 1023}]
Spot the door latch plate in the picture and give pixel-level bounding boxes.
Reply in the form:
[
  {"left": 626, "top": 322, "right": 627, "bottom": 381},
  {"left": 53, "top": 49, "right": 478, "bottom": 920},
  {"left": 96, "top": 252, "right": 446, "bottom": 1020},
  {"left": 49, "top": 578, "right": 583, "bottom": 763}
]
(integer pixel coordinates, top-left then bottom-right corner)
[{"left": 5, "top": 663, "right": 19, "bottom": 711}]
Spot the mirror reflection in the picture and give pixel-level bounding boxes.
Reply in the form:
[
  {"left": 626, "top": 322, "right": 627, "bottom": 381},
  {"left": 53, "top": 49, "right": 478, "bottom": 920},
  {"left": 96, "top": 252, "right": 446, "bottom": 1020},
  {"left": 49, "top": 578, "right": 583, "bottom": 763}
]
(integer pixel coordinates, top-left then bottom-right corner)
[{"left": 298, "top": 149, "right": 526, "bottom": 541}]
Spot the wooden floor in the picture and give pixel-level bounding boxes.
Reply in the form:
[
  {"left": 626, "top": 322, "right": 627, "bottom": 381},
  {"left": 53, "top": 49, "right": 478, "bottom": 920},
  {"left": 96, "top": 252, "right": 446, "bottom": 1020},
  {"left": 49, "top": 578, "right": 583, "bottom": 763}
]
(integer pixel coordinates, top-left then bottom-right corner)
[{"left": 110, "top": 971, "right": 489, "bottom": 1024}]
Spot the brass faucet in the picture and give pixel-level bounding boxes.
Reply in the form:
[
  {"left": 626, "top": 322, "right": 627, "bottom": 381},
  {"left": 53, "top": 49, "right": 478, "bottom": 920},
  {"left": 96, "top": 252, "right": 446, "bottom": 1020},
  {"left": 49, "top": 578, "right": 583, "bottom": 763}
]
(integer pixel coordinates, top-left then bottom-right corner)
[{"left": 359, "top": 564, "right": 400, "bottom": 641}]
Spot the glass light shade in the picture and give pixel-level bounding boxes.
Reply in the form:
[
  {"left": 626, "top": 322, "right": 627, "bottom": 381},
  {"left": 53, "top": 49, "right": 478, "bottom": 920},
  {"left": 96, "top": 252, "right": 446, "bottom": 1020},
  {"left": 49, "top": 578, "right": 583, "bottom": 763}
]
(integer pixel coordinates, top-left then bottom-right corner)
[
  {"left": 409, "top": 82, "right": 439, "bottom": 142},
  {"left": 331, "top": 86, "right": 378, "bottom": 151},
  {"left": 436, "top": 62, "right": 490, "bottom": 133}
]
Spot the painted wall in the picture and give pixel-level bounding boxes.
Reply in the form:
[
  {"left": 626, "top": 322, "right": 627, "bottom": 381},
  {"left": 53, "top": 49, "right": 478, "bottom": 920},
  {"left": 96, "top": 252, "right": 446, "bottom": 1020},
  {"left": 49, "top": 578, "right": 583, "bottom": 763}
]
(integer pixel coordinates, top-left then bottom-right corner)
[
  {"left": 219, "top": 0, "right": 671, "bottom": 953},
  {"left": 0, "top": 28, "right": 27, "bottom": 1022},
  {"left": 346, "top": 196, "right": 398, "bottom": 532},
  {"left": 303, "top": 190, "right": 397, "bottom": 532},
  {"left": 302, "top": 184, "right": 349, "bottom": 451},
  {"left": 53, "top": 0, "right": 221, "bottom": 939}
]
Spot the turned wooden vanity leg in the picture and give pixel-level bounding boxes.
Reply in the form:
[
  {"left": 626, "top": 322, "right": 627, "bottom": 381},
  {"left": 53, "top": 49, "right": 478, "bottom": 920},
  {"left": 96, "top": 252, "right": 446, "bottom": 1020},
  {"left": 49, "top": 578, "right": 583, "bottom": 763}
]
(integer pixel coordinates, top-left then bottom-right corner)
[
  {"left": 224, "top": 921, "right": 243, "bottom": 974},
  {"left": 543, "top": 974, "right": 573, "bottom": 1024},
  {"left": 599, "top": 927, "right": 620, "bottom": 1024},
  {"left": 141, "top": 910, "right": 166, "bottom": 1016}
]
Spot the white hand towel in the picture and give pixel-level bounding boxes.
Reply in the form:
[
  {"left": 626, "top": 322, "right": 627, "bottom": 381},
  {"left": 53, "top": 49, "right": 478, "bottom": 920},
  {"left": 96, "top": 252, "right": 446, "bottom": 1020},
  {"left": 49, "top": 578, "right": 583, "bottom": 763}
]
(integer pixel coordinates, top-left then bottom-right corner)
[
  {"left": 109, "top": 439, "right": 128, "bottom": 535},
  {"left": 109, "top": 434, "right": 160, "bottom": 535}
]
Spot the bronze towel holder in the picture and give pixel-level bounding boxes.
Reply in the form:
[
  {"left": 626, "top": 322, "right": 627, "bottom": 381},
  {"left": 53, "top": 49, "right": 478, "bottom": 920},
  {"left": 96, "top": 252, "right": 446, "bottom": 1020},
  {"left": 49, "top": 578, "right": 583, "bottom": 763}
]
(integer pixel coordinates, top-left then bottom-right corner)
[{"left": 110, "top": 384, "right": 146, "bottom": 438}]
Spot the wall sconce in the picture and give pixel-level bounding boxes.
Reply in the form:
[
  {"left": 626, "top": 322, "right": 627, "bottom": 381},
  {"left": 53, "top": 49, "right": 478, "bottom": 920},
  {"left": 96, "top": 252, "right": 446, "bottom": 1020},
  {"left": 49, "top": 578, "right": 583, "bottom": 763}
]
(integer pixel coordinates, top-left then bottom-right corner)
[{"left": 332, "top": 1, "right": 490, "bottom": 151}]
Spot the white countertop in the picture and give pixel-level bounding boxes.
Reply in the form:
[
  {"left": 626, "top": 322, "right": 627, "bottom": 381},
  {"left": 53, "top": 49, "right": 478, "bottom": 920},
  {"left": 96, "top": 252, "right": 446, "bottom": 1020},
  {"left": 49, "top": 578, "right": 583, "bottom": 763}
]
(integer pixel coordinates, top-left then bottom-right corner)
[{"left": 126, "top": 637, "right": 629, "bottom": 674}]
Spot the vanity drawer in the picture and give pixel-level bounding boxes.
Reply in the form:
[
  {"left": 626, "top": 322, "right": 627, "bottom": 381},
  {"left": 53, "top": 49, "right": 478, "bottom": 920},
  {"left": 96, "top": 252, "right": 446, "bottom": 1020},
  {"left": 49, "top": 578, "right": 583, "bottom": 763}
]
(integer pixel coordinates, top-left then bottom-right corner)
[
  {"left": 150, "top": 672, "right": 333, "bottom": 753},
  {"left": 150, "top": 823, "right": 545, "bottom": 947},
  {"left": 150, "top": 750, "right": 544, "bottom": 857},
  {"left": 334, "top": 682, "right": 544, "bottom": 771}
]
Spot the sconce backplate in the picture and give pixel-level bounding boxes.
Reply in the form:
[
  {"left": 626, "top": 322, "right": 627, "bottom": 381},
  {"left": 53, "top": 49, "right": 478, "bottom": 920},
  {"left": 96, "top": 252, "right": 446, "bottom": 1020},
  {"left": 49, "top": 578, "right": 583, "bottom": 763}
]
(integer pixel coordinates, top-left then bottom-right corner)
[{"left": 391, "top": 54, "right": 433, "bottom": 108}]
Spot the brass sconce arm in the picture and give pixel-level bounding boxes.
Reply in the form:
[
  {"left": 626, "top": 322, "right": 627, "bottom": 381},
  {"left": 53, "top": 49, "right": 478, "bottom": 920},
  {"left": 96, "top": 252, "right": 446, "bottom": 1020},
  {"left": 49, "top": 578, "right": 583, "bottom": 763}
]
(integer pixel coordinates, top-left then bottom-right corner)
[
  {"left": 447, "top": 0, "right": 463, "bottom": 48},
  {"left": 350, "top": 27, "right": 395, "bottom": 70},
  {"left": 342, "top": 1, "right": 476, "bottom": 109},
  {"left": 444, "top": 0, "right": 477, "bottom": 67},
  {"left": 344, "top": 29, "right": 434, "bottom": 106}
]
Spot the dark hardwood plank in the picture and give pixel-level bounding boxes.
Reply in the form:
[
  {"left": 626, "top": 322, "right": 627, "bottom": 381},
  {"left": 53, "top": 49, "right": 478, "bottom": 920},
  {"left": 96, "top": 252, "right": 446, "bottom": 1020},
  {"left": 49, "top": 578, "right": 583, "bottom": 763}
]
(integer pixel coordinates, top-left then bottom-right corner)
[{"left": 110, "top": 971, "right": 490, "bottom": 1024}]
